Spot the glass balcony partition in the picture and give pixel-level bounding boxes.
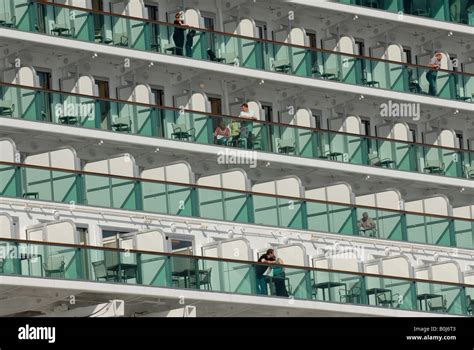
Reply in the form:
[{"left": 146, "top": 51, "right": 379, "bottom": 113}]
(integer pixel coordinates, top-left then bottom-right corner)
[
  {"left": 0, "top": 238, "right": 472, "bottom": 316},
  {"left": 2, "top": 83, "right": 473, "bottom": 180},
  {"left": 0, "top": 162, "right": 473, "bottom": 250},
  {"left": 1, "top": 1, "right": 473, "bottom": 102},
  {"left": 338, "top": 0, "right": 474, "bottom": 26}
]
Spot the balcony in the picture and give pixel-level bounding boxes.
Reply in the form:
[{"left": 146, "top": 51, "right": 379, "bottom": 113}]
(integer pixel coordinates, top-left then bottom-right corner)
[
  {"left": 0, "top": 161, "right": 472, "bottom": 249},
  {"left": 338, "top": 0, "right": 474, "bottom": 26},
  {"left": 1, "top": 0, "right": 472, "bottom": 103},
  {"left": 2, "top": 83, "right": 473, "bottom": 180},
  {"left": 0, "top": 238, "right": 472, "bottom": 316}
]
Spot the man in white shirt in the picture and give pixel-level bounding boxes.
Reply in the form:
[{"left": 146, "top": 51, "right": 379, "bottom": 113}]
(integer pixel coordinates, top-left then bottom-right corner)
[
  {"left": 239, "top": 103, "right": 257, "bottom": 120},
  {"left": 238, "top": 103, "right": 257, "bottom": 149},
  {"left": 426, "top": 51, "right": 442, "bottom": 96}
]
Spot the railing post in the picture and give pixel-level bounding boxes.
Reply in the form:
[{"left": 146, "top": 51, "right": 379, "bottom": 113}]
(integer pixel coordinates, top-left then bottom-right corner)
[
  {"left": 76, "top": 173, "right": 86, "bottom": 205},
  {"left": 449, "top": 218, "right": 456, "bottom": 248},
  {"left": 135, "top": 180, "right": 143, "bottom": 211},
  {"left": 247, "top": 192, "right": 255, "bottom": 224},
  {"left": 459, "top": 286, "right": 468, "bottom": 315},
  {"left": 301, "top": 200, "right": 309, "bottom": 230},
  {"left": 191, "top": 186, "right": 200, "bottom": 218},
  {"left": 401, "top": 213, "right": 408, "bottom": 242}
]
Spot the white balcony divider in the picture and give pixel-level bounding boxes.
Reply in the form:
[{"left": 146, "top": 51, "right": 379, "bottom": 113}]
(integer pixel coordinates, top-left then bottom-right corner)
[
  {"left": 141, "top": 161, "right": 195, "bottom": 184},
  {"left": 24, "top": 147, "right": 80, "bottom": 171}
]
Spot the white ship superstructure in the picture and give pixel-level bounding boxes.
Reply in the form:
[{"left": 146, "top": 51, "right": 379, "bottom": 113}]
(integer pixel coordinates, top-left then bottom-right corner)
[{"left": 0, "top": 0, "right": 473, "bottom": 317}]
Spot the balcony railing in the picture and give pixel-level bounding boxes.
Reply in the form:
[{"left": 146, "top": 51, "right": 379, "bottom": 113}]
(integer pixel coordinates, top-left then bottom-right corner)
[
  {"left": 0, "top": 162, "right": 473, "bottom": 249},
  {"left": 1, "top": 0, "right": 473, "bottom": 102},
  {"left": 0, "top": 238, "right": 472, "bottom": 316},
  {"left": 338, "top": 0, "right": 474, "bottom": 26},
  {"left": 2, "top": 83, "right": 473, "bottom": 180}
]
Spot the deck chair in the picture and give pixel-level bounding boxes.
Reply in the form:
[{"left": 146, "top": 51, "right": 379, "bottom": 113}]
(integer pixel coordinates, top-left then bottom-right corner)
[
  {"left": 428, "top": 297, "right": 447, "bottom": 313},
  {"left": 423, "top": 159, "right": 445, "bottom": 175},
  {"left": 171, "top": 123, "right": 195, "bottom": 141},
  {"left": 0, "top": 100, "right": 15, "bottom": 116},
  {"left": 277, "top": 138, "right": 296, "bottom": 154},
  {"left": 43, "top": 255, "right": 65, "bottom": 278},
  {"left": 0, "top": 12, "right": 16, "bottom": 28},
  {"left": 113, "top": 33, "right": 129, "bottom": 47},
  {"left": 111, "top": 116, "right": 132, "bottom": 132},
  {"left": 465, "top": 165, "right": 474, "bottom": 179},
  {"left": 92, "top": 260, "right": 118, "bottom": 282}
]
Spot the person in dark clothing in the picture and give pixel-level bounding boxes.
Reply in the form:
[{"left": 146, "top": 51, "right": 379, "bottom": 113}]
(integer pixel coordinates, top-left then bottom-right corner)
[
  {"left": 173, "top": 12, "right": 186, "bottom": 56},
  {"left": 185, "top": 29, "right": 196, "bottom": 57},
  {"left": 272, "top": 258, "right": 289, "bottom": 297},
  {"left": 255, "top": 249, "right": 276, "bottom": 295}
]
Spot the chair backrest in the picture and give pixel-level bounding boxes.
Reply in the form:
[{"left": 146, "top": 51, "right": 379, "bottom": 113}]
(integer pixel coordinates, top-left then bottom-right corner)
[
  {"left": 429, "top": 297, "right": 445, "bottom": 309},
  {"left": 411, "top": 0, "right": 429, "bottom": 11},
  {"left": 368, "top": 154, "right": 380, "bottom": 164},
  {"left": 426, "top": 159, "right": 444, "bottom": 169},
  {"left": 55, "top": 16, "right": 70, "bottom": 28},
  {"left": 92, "top": 260, "right": 107, "bottom": 278},
  {"left": 200, "top": 268, "right": 212, "bottom": 284},
  {"left": 114, "top": 33, "right": 128, "bottom": 44},
  {"left": 278, "top": 138, "right": 295, "bottom": 149},
  {"left": 104, "top": 250, "right": 119, "bottom": 268},
  {"left": 348, "top": 283, "right": 361, "bottom": 295},
  {"left": 207, "top": 49, "right": 217, "bottom": 60},
  {"left": 465, "top": 165, "right": 474, "bottom": 178},
  {"left": 0, "top": 100, "right": 12, "bottom": 108},
  {"left": 273, "top": 58, "right": 290, "bottom": 68},
  {"left": 324, "top": 67, "right": 338, "bottom": 75},
  {"left": 222, "top": 52, "right": 237, "bottom": 63},
  {"left": 47, "top": 255, "right": 64, "bottom": 270},
  {"left": 113, "top": 116, "right": 130, "bottom": 125},
  {"left": 0, "top": 12, "right": 14, "bottom": 24},
  {"left": 365, "top": 0, "right": 380, "bottom": 8},
  {"left": 172, "top": 123, "right": 186, "bottom": 132}
]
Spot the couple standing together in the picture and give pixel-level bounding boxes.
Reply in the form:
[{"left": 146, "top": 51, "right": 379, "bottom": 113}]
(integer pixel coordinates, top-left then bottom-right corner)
[{"left": 173, "top": 11, "right": 196, "bottom": 57}]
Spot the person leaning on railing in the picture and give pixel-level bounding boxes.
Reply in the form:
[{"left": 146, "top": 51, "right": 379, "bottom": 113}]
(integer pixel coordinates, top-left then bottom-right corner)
[
  {"left": 426, "top": 51, "right": 442, "bottom": 96},
  {"left": 272, "top": 258, "right": 289, "bottom": 297},
  {"left": 255, "top": 249, "right": 277, "bottom": 295}
]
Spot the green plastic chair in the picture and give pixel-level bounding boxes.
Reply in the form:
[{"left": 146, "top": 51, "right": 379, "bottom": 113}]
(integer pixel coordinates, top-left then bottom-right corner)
[
  {"left": 277, "top": 138, "right": 296, "bottom": 154},
  {"left": 0, "top": 100, "right": 15, "bottom": 116},
  {"left": 111, "top": 116, "right": 132, "bottom": 133},
  {"left": 465, "top": 165, "right": 474, "bottom": 179},
  {"left": 0, "top": 12, "right": 16, "bottom": 28},
  {"left": 424, "top": 159, "right": 445, "bottom": 174},
  {"left": 171, "top": 123, "right": 195, "bottom": 141}
]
